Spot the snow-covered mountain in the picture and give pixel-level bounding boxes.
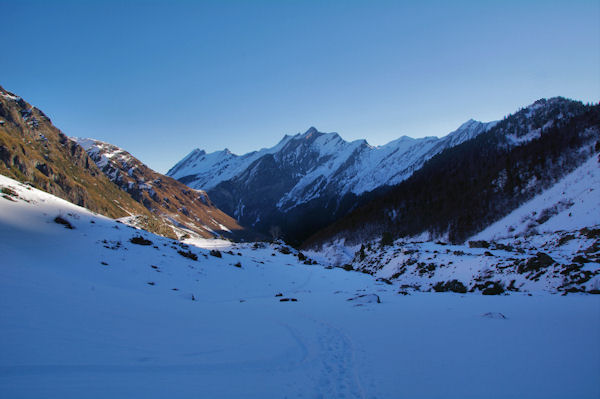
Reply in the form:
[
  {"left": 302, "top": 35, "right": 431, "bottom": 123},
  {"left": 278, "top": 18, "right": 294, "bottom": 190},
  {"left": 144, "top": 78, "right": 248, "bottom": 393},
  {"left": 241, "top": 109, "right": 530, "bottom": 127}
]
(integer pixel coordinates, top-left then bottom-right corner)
[
  {"left": 72, "top": 138, "right": 248, "bottom": 240},
  {"left": 169, "top": 97, "right": 591, "bottom": 244},
  {"left": 0, "top": 83, "right": 248, "bottom": 240},
  {"left": 305, "top": 97, "right": 599, "bottom": 247},
  {"left": 2, "top": 173, "right": 599, "bottom": 399},
  {"left": 169, "top": 121, "right": 496, "bottom": 197},
  {"left": 168, "top": 120, "right": 497, "bottom": 242}
]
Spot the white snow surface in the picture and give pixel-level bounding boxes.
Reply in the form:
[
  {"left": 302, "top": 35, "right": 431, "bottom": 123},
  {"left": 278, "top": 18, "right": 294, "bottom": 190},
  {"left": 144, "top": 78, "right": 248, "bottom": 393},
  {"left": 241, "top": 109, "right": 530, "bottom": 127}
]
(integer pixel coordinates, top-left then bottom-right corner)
[
  {"left": 72, "top": 137, "right": 136, "bottom": 169},
  {"left": 309, "top": 155, "right": 600, "bottom": 295},
  {"left": 1, "top": 174, "right": 599, "bottom": 399}
]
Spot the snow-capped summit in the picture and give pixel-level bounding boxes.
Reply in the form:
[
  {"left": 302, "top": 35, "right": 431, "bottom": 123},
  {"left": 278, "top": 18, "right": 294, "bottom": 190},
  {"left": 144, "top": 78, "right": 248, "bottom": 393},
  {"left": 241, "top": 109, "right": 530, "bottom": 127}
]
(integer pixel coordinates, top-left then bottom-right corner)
[
  {"left": 302, "top": 126, "right": 319, "bottom": 137},
  {"left": 170, "top": 121, "right": 494, "bottom": 194},
  {"left": 443, "top": 118, "right": 498, "bottom": 147}
]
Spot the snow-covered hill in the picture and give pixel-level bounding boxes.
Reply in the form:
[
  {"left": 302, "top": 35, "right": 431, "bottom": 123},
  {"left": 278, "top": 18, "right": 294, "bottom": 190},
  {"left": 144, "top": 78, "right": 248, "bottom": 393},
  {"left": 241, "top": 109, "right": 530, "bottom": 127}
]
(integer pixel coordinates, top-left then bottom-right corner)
[
  {"left": 473, "top": 154, "right": 600, "bottom": 240},
  {"left": 0, "top": 85, "right": 168, "bottom": 234},
  {"left": 308, "top": 155, "right": 600, "bottom": 295},
  {"left": 2, "top": 174, "right": 599, "bottom": 398}
]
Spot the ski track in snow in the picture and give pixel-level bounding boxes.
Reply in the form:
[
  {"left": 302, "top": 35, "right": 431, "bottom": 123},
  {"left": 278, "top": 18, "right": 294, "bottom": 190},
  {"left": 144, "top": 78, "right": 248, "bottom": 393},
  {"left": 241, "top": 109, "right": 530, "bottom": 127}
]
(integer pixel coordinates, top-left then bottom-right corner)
[
  {"left": 312, "top": 316, "right": 365, "bottom": 399},
  {"left": 279, "top": 312, "right": 365, "bottom": 399}
]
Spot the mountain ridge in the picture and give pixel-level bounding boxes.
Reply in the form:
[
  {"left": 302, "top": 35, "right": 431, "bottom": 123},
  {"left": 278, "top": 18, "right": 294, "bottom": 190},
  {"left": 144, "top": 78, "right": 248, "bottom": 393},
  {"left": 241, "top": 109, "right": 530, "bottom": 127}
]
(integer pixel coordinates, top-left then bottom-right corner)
[{"left": 168, "top": 117, "right": 498, "bottom": 242}]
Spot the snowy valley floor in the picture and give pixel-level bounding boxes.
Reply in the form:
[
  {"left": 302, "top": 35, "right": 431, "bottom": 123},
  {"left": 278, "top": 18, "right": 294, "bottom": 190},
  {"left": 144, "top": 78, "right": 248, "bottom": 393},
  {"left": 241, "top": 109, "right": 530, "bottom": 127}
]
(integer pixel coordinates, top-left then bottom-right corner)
[{"left": 1, "top": 176, "right": 599, "bottom": 399}]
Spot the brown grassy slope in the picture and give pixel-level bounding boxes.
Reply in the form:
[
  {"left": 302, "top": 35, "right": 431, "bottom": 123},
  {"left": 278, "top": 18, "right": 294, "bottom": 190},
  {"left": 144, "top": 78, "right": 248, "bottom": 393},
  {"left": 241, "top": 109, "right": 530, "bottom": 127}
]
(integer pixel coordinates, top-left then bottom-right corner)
[
  {"left": 0, "top": 85, "right": 175, "bottom": 237},
  {"left": 78, "top": 139, "right": 246, "bottom": 239}
]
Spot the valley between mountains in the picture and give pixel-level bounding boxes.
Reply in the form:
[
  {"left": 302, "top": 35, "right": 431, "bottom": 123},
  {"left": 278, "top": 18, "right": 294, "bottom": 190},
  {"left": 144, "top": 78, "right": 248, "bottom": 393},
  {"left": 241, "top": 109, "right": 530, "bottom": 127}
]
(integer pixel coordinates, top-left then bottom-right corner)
[{"left": 1, "top": 84, "right": 599, "bottom": 398}]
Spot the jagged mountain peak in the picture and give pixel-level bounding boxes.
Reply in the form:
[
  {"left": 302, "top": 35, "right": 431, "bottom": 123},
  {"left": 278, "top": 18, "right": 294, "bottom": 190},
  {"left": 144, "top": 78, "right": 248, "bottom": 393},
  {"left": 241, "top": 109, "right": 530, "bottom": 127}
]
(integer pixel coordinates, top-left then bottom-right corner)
[
  {"left": 304, "top": 99, "right": 599, "bottom": 248},
  {"left": 292, "top": 126, "right": 340, "bottom": 144},
  {"left": 302, "top": 126, "right": 319, "bottom": 136},
  {"left": 457, "top": 118, "right": 480, "bottom": 128},
  {"left": 442, "top": 118, "right": 497, "bottom": 146}
]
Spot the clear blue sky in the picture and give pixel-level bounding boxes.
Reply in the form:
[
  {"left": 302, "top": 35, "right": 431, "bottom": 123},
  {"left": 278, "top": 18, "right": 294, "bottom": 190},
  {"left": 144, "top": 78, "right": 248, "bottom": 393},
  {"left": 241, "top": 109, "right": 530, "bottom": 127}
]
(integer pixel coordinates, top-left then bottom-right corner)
[{"left": 2, "top": 0, "right": 599, "bottom": 173}]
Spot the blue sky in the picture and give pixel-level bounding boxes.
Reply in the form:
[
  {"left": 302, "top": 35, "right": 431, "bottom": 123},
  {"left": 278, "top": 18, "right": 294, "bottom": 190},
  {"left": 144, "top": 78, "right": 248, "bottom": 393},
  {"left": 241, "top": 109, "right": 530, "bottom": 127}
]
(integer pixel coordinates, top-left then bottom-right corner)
[{"left": 2, "top": 0, "right": 599, "bottom": 173}]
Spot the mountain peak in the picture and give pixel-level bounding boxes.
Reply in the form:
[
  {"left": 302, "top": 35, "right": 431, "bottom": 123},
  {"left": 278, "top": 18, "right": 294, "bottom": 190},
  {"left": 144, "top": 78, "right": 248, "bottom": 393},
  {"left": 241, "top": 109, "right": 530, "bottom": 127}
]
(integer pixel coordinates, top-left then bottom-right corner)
[
  {"left": 304, "top": 126, "right": 318, "bottom": 135},
  {"left": 456, "top": 118, "right": 480, "bottom": 129}
]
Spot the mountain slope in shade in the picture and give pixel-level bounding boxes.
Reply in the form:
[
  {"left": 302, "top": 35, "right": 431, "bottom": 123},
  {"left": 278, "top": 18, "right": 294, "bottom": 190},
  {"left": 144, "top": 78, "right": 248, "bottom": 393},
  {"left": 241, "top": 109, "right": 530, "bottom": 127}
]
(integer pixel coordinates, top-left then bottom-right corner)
[
  {"left": 0, "top": 85, "right": 177, "bottom": 237},
  {"left": 168, "top": 121, "right": 497, "bottom": 243},
  {"left": 73, "top": 138, "right": 248, "bottom": 240},
  {"left": 305, "top": 98, "right": 599, "bottom": 248}
]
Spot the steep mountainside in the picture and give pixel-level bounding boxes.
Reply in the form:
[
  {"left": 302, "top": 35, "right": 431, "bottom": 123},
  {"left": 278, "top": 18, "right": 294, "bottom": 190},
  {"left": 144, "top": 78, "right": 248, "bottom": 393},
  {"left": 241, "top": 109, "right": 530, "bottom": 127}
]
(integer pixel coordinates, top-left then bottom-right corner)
[
  {"left": 0, "top": 85, "right": 176, "bottom": 237},
  {"left": 306, "top": 98, "right": 600, "bottom": 247},
  {"left": 168, "top": 120, "right": 496, "bottom": 243},
  {"left": 73, "top": 138, "right": 246, "bottom": 240}
]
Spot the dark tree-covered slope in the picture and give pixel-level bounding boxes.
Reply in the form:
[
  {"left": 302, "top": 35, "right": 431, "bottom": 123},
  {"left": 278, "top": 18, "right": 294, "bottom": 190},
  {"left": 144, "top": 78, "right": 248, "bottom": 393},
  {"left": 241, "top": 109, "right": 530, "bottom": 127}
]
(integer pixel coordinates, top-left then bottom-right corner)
[{"left": 305, "top": 98, "right": 600, "bottom": 247}]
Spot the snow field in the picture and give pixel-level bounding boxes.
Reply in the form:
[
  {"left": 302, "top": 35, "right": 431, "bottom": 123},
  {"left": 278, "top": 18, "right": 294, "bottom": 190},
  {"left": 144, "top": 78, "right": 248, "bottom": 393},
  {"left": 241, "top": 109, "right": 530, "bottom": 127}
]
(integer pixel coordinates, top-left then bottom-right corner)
[{"left": 1, "top": 175, "right": 599, "bottom": 398}]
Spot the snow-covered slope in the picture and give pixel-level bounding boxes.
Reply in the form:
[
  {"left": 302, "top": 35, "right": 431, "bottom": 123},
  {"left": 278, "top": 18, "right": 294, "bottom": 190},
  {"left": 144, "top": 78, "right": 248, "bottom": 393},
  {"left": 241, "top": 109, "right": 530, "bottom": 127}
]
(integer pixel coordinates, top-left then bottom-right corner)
[
  {"left": 168, "top": 134, "right": 295, "bottom": 190},
  {"left": 473, "top": 155, "right": 600, "bottom": 240},
  {"left": 0, "top": 85, "right": 168, "bottom": 233},
  {"left": 308, "top": 155, "right": 600, "bottom": 295},
  {"left": 2, "top": 174, "right": 599, "bottom": 398}
]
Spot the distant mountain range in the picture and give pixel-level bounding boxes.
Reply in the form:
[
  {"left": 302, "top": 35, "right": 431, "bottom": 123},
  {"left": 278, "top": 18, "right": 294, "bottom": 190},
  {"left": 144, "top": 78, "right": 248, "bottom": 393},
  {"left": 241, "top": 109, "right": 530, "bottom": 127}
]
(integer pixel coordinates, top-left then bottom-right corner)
[{"left": 167, "top": 119, "right": 497, "bottom": 243}]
